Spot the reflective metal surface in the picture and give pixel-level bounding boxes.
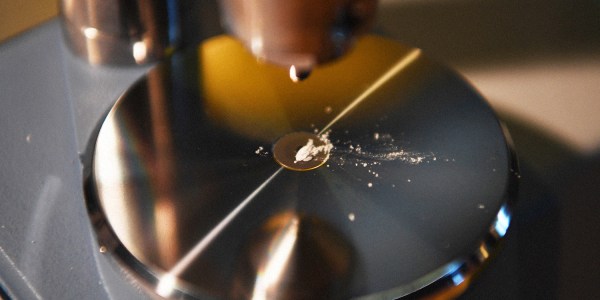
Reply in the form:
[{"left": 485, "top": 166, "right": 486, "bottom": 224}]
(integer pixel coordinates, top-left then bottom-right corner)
[
  {"left": 220, "top": 0, "right": 377, "bottom": 69},
  {"left": 273, "top": 132, "right": 331, "bottom": 171},
  {"left": 59, "top": 0, "right": 178, "bottom": 65},
  {"left": 59, "top": 0, "right": 375, "bottom": 67},
  {"left": 87, "top": 35, "right": 518, "bottom": 299}
]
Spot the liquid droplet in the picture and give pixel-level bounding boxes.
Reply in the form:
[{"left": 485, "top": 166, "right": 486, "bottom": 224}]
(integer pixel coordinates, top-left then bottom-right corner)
[{"left": 289, "top": 65, "right": 311, "bottom": 82}]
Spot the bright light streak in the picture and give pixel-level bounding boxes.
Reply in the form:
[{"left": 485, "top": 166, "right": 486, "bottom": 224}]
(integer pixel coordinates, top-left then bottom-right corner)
[
  {"left": 163, "top": 168, "right": 283, "bottom": 280},
  {"left": 252, "top": 217, "right": 299, "bottom": 300},
  {"left": 318, "top": 49, "right": 421, "bottom": 135}
]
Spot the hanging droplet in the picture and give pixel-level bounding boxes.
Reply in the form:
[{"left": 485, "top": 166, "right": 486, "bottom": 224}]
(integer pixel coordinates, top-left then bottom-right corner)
[{"left": 289, "top": 65, "right": 312, "bottom": 82}]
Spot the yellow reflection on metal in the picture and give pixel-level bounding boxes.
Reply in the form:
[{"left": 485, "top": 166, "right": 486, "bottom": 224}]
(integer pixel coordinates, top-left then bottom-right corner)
[
  {"left": 200, "top": 34, "right": 420, "bottom": 142},
  {"left": 478, "top": 244, "right": 490, "bottom": 260}
]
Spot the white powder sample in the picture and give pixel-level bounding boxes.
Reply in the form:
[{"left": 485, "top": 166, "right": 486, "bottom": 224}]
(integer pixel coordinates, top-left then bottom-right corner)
[
  {"left": 295, "top": 139, "right": 315, "bottom": 162},
  {"left": 294, "top": 134, "right": 334, "bottom": 163}
]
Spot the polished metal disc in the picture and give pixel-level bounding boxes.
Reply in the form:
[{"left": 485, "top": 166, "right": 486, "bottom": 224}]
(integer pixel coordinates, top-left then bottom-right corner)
[
  {"left": 273, "top": 132, "right": 331, "bottom": 171},
  {"left": 87, "top": 35, "right": 518, "bottom": 299}
]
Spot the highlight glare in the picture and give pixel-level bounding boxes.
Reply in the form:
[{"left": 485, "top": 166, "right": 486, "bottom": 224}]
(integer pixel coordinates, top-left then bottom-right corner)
[
  {"left": 289, "top": 65, "right": 300, "bottom": 83},
  {"left": 319, "top": 49, "right": 421, "bottom": 135},
  {"left": 83, "top": 27, "right": 99, "bottom": 39},
  {"left": 252, "top": 217, "right": 299, "bottom": 300},
  {"left": 133, "top": 41, "right": 148, "bottom": 63},
  {"left": 493, "top": 205, "right": 511, "bottom": 237},
  {"left": 156, "top": 273, "right": 176, "bottom": 298}
]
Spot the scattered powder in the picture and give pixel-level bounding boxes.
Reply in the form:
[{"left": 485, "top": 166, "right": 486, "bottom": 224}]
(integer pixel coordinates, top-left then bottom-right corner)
[
  {"left": 337, "top": 144, "right": 432, "bottom": 166},
  {"left": 255, "top": 146, "right": 269, "bottom": 156},
  {"left": 263, "top": 130, "right": 452, "bottom": 187},
  {"left": 322, "top": 131, "right": 455, "bottom": 184}
]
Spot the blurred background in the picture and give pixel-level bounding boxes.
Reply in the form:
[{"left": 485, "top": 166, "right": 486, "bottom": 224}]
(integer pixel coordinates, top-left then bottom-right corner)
[
  {"left": 1, "top": 0, "right": 599, "bottom": 298},
  {"left": 0, "top": 1, "right": 58, "bottom": 42}
]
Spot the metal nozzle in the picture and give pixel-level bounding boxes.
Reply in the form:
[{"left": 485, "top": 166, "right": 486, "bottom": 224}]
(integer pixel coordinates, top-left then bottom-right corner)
[{"left": 220, "top": 0, "right": 378, "bottom": 69}]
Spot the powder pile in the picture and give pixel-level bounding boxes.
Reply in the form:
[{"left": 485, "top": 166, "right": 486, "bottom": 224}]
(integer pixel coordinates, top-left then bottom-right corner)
[{"left": 294, "top": 134, "right": 333, "bottom": 163}]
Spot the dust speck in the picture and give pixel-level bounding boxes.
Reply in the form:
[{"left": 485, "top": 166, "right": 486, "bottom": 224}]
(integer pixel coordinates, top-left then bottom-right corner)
[{"left": 348, "top": 213, "right": 355, "bottom": 221}]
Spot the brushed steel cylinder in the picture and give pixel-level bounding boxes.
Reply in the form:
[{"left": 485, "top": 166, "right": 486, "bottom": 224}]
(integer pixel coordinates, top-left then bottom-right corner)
[{"left": 59, "top": 0, "right": 179, "bottom": 65}]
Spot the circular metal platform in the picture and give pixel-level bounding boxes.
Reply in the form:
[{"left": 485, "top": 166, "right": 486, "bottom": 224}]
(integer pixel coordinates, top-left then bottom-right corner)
[{"left": 86, "top": 35, "right": 518, "bottom": 299}]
